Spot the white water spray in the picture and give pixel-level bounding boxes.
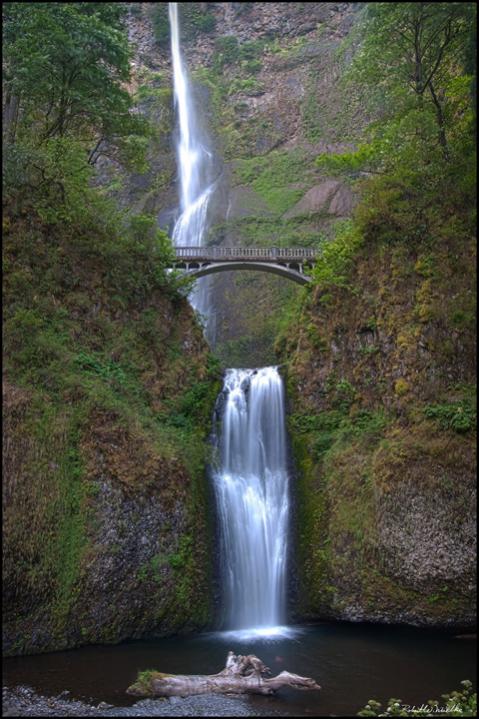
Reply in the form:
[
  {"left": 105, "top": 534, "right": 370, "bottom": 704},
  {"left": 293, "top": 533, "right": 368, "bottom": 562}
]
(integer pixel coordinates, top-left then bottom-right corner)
[
  {"left": 213, "top": 367, "right": 291, "bottom": 638},
  {"left": 169, "top": 2, "right": 215, "bottom": 326}
]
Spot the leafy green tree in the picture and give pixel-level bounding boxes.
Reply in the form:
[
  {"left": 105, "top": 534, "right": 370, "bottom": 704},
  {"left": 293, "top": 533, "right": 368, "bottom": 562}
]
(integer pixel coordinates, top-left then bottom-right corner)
[
  {"left": 3, "top": 2, "right": 147, "bottom": 161},
  {"left": 314, "top": 3, "right": 476, "bottom": 249},
  {"left": 349, "top": 2, "right": 474, "bottom": 160},
  {"left": 3, "top": 2, "right": 151, "bottom": 219},
  {"left": 318, "top": 2, "right": 475, "bottom": 180}
]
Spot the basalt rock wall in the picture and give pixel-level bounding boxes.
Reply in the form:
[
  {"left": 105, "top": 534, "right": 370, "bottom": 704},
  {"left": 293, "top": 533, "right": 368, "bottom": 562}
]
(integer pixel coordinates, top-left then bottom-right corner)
[{"left": 282, "top": 232, "right": 476, "bottom": 628}]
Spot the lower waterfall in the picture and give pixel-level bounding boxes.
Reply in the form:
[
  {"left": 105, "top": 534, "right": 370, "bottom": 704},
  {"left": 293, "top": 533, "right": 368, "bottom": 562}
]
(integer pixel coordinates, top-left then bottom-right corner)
[{"left": 213, "top": 366, "right": 291, "bottom": 638}]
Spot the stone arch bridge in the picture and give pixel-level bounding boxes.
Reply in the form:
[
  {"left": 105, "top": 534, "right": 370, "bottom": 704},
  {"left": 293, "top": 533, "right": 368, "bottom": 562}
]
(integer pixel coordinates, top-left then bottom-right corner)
[{"left": 171, "top": 246, "right": 319, "bottom": 285}]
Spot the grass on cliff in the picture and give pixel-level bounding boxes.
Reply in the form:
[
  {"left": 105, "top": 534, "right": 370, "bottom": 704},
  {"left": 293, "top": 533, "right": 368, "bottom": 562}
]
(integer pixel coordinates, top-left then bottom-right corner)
[
  {"left": 3, "top": 1, "right": 222, "bottom": 652},
  {"left": 233, "top": 149, "right": 315, "bottom": 214}
]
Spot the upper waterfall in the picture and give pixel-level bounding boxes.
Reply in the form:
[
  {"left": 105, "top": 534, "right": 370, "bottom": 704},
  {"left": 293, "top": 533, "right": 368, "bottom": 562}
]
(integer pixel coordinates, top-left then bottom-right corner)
[
  {"left": 168, "top": 2, "right": 216, "bottom": 330},
  {"left": 168, "top": 2, "right": 215, "bottom": 250}
]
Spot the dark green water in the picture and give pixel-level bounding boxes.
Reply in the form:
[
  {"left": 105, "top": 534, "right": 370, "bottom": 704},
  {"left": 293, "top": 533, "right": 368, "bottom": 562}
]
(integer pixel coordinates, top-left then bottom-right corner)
[{"left": 2, "top": 623, "right": 476, "bottom": 716}]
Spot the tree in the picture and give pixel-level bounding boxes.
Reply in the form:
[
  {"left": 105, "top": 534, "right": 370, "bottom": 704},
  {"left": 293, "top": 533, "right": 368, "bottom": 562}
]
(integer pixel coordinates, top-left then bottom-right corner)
[
  {"left": 2, "top": 3, "right": 146, "bottom": 161},
  {"left": 349, "top": 3, "right": 474, "bottom": 161},
  {"left": 315, "top": 3, "right": 476, "bottom": 248}
]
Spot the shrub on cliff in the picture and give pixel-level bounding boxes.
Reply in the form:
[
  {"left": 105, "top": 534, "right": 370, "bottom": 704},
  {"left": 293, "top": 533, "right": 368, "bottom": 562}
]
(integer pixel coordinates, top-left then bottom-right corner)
[{"left": 357, "top": 680, "right": 476, "bottom": 717}]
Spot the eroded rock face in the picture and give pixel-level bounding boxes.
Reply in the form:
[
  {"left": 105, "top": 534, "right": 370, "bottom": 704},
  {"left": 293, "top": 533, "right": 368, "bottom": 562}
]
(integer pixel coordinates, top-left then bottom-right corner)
[
  {"left": 3, "top": 374, "right": 214, "bottom": 656},
  {"left": 2, "top": 212, "right": 218, "bottom": 656},
  {"left": 376, "top": 476, "right": 476, "bottom": 591},
  {"left": 71, "top": 467, "right": 207, "bottom": 646},
  {"left": 284, "top": 233, "right": 477, "bottom": 629}
]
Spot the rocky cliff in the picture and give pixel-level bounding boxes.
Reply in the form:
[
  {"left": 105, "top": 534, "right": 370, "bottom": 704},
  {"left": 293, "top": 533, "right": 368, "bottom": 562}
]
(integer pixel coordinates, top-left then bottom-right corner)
[
  {"left": 281, "top": 223, "right": 476, "bottom": 628},
  {"left": 112, "top": 2, "right": 361, "bottom": 365},
  {"left": 3, "top": 211, "right": 220, "bottom": 655},
  {"left": 3, "top": 2, "right": 475, "bottom": 657}
]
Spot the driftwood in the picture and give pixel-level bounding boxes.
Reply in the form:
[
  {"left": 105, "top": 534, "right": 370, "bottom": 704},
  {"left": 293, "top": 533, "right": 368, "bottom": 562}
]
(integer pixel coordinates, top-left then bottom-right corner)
[{"left": 127, "top": 651, "right": 321, "bottom": 697}]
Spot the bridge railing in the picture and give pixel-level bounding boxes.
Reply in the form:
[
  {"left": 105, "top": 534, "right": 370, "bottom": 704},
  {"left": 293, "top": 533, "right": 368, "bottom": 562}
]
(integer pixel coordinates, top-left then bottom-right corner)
[{"left": 173, "top": 246, "right": 319, "bottom": 262}]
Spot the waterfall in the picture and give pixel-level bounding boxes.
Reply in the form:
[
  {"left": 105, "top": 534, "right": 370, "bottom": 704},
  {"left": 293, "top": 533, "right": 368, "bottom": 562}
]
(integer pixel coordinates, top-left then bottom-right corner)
[
  {"left": 213, "top": 367, "right": 291, "bottom": 638},
  {"left": 169, "top": 6, "right": 292, "bottom": 640},
  {"left": 168, "top": 2, "right": 215, "bottom": 330}
]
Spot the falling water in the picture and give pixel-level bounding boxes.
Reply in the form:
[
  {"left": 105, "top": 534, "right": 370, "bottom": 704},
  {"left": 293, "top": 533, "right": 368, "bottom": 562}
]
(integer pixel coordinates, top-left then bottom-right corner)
[
  {"left": 169, "top": 5, "right": 291, "bottom": 639},
  {"left": 213, "top": 367, "right": 291, "bottom": 638},
  {"left": 168, "top": 2, "right": 216, "bottom": 328}
]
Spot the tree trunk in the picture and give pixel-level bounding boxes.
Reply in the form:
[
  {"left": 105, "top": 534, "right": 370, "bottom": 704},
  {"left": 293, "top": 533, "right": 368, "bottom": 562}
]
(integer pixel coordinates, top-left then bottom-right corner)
[
  {"left": 428, "top": 81, "right": 449, "bottom": 161},
  {"left": 3, "top": 91, "right": 20, "bottom": 145},
  {"left": 127, "top": 651, "right": 321, "bottom": 698}
]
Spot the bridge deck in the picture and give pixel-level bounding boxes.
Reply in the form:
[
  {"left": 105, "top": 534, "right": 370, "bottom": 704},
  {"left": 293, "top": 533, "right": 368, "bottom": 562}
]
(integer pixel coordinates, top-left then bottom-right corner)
[{"left": 173, "top": 246, "right": 318, "bottom": 263}]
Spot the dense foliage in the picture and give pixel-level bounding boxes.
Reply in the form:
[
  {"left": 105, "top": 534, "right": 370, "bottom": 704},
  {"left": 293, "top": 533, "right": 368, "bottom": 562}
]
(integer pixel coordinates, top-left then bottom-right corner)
[
  {"left": 2, "top": 0, "right": 207, "bottom": 482},
  {"left": 281, "top": 2, "right": 476, "bottom": 632},
  {"left": 315, "top": 2, "right": 476, "bottom": 252},
  {"left": 3, "top": 2, "right": 151, "bottom": 219}
]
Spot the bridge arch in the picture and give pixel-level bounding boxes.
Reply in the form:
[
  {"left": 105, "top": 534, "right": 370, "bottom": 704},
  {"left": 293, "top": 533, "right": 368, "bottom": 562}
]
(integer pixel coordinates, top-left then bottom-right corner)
[{"left": 183, "top": 261, "right": 311, "bottom": 285}]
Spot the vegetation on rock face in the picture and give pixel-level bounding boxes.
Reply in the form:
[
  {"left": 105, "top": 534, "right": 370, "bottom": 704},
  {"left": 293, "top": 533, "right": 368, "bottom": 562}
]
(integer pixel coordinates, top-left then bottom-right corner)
[
  {"left": 151, "top": 2, "right": 216, "bottom": 48},
  {"left": 185, "top": 3, "right": 359, "bottom": 367},
  {"left": 3, "top": 2, "right": 220, "bottom": 655},
  {"left": 281, "top": 2, "right": 476, "bottom": 626}
]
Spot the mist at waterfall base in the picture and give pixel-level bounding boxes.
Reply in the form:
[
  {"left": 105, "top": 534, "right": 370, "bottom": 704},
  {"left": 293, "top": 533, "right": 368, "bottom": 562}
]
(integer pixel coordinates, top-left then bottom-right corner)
[{"left": 168, "top": 2, "right": 216, "bottom": 339}]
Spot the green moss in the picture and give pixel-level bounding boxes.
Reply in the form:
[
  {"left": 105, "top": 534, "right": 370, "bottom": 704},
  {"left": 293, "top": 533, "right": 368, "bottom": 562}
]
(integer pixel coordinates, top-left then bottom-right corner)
[
  {"left": 310, "top": 220, "right": 363, "bottom": 290},
  {"left": 210, "top": 215, "right": 322, "bottom": 249},
  {"left": 450, "top": 309, "right": 475, "bottom": 328},
  {"left": 180, "top": 3, "right": 216, "bottom": 39},
  {"left": 289, "top": 406, "right": 473, "bottom": 621},
  {"left": 415, "top": 278, "right": 436, "bottom": 322},
  {"left": 150, "top": 4, "right": 170, "bottom": 47},
  {"left": 234, "top": 149, "right": 310, "bottom": 196},
  {"left": 394, "top": 378, "right": 411, "bottom": 396},
  {"left": 151, "top": 3, "right": 215, "bottom": 47},
  {"left": 288, "top": 388, "right": 392, "bottom": 615},
  {"left": 52, "top": 421, "right": 88, "bottom": 625},
  {"left": 302, "top": 77, "right": 323, "bottom": 143},
  {"left": 228, "top": 77, "right": 264, "bottom": 97},
  {"left": 130, "top": 669, "right": 173, "bottom": 695},
  {"left": 213, "top": 35, "right": 240, "bottom": 67},
  {"left": 289, "top": 430, "right": 331, "bottom": 612}
]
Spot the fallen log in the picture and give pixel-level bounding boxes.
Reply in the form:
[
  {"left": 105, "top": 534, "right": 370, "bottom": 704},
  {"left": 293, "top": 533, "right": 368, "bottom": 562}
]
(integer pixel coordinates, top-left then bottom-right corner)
[{"left": 127, "top": 651, "right": 321, "bottom": 698}]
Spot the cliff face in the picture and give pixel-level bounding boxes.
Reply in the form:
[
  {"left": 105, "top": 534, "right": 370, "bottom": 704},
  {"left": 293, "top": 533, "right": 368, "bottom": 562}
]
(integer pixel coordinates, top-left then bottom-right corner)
[
  {"left": 113, "top": 2, "right": 361, "bottom": 365},
  {"left": 3, "top": 212, "right": 220, "bottom": 655},
  {"left": 282, "top": 229, "right": 476, "bottom": 628}
]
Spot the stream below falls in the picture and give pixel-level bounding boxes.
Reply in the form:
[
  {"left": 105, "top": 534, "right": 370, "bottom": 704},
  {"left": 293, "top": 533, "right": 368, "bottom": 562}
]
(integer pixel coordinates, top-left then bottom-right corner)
[{"left": 3, "top": 624, "right": 476, "bottom": 716}]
